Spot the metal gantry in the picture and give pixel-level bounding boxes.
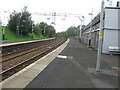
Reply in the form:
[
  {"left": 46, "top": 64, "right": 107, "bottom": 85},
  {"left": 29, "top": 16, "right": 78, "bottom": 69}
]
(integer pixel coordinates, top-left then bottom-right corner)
[{"left": 31, "top": 12, "right": 83, "bottom": 25}]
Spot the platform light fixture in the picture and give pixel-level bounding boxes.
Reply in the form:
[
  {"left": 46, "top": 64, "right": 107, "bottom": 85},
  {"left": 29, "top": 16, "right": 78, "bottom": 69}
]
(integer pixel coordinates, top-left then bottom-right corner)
[
  {"left": 31, "top": 21, "right": 34, "bottom": 39},
  {"left": 2, "top": 11, "right": 7, "bottom": 41},
  {"left": 78, "top": 16, "right": 84, "bottom": 42},
  {"left": 88, "top": 8, "right": 93, "bottom": 47}
]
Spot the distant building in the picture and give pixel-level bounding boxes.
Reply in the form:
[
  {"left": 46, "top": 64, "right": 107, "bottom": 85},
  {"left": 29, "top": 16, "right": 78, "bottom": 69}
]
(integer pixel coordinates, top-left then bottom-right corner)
[{"left": 82, "top": 7, "right": 120, "bottom": 54}]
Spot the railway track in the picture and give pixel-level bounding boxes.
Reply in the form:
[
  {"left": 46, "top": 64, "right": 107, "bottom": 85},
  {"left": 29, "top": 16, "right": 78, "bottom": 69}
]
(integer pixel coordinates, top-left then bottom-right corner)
[
  {"left": 0, "top": 38, "right": 66, "bottom": 81},
  {"left": 1, "top": 38, "right": 55, "bottom": 56}
]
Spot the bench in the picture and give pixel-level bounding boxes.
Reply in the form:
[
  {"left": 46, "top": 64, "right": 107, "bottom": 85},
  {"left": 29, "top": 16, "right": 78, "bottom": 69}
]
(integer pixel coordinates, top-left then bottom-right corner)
[{"left": 109, "top": 46, "right": 120, "bottom": 55}]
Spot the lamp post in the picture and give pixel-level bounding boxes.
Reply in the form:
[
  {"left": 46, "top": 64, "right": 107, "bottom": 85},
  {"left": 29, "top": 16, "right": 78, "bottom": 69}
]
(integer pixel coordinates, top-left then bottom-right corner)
[
  {"left": 44, "top": 25, "right": 46, "bottom": 37},
  {"left": 2, "top": 26, "right": 5, "bottom": 41},
  {"left": 75, "top": 29, "right": 77, "bottom": 37},
  {"left": 78, "top": 16, "right": 84, "bottom": 42},
  {"left": 96, "top": 0, "right": 104, "bottom": 72},
  {"left": 21, "top": 25, "right": 24, "bottom": 37},
  {"left": 31, "top": 21, "right": 34, "bottom": 39},
  {"left": 88, "top": 8, "right": 93, "bottom": 46},
  {"left": 16, "top": 15, "right": 20, "bottom": 37},
  {"left": 21, "top": 20, "right": 25, "bottom": 37},
  {"left": 16, "top": 25, "right": 19, "bottom": 36},
  {"left": 2, "top": 11, "right": 7, "bottom": 41}
]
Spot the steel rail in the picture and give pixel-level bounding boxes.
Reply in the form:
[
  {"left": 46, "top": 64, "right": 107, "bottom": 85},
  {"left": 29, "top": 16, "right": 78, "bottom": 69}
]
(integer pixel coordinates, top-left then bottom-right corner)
[
  {"left": 1, "top": 40, "right": 55, "bottom": 63},
  {"left": 0, "top": 39, "right": 65, "bottom": 81}
]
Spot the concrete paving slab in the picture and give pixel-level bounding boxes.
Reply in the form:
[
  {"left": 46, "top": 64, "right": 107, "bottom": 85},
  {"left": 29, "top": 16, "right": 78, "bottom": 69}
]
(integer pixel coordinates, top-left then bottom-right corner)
[
  {"left": 87, "top": 67, "right": 118, "bottom": 88},
  {"left": 90, "top": 77, "right": 115, "bottom": 88},
  {"left": 36, "top": 57, "right": 53, "bottom": 65},
  {"left": 2, "top": 76, "right": 32, "bottom": 88},
  {"left": 31, "top": 64, "right": 47, "bottom": 71},
  {"left": 18, "top": 69, "right": 42, "bottom": 79},
  {"left": 88, "top": 67, "right": 118, "bottom": 76}
]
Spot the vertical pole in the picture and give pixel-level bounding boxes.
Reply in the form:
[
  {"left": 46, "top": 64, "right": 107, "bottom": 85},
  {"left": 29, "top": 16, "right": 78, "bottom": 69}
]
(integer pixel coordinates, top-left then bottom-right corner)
[
  {"left": 75, "top": 30, "right": 76, "bottom": 37},
  {"left": 2, "top": 11, "right": 7, "bottom": 41},
  {"left": 96, "top": 0, "right": 104, "bottom": 72},
  {"left": 54, "top": 12, "right": 56, "bottom": 24},
  {"left": 2, "top": 26, "right": 4, "bottom": 41},
  {"left": 76, "top": 30, "right": 77, "bottom": 37},
  {"left": 32, "top": 23, "right": 33, "bottom": 39},
  {"left": 80, "top": 21, "right": 82, "bottom": 42},
  {"left": 17, "top": 26, "right": 19, "bottom": 36},
  {"left": 21, "top": 26, "right": 22, "bottom": 37},
  {"left": 44, "top": 26, "right": 46, "bottom": 37},
  {"left": 78, "top": 16, "right": 82, "bottom": 42},
  {"left": 89, "top": 8, "right": 93, "bottom": 46}
]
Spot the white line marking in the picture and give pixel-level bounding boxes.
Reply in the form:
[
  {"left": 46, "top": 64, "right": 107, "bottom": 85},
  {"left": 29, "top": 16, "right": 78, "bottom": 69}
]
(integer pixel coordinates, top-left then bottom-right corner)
[
  {"left": 57, "top": 55, "right": 73, "bottom": 59},
  {"left": 57, "top": 55, "right": 67, "bottom": 59}
]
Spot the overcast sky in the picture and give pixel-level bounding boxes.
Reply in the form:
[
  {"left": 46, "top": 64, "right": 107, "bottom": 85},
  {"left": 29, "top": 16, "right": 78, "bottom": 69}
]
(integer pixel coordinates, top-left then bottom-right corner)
[{"left": 0, "top": 0, "right": 119, "bottom": 32}]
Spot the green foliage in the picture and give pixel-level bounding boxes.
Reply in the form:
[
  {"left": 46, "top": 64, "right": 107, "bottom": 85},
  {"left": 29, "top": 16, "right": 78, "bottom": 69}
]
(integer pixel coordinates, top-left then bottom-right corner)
[
  {"left": 0, "top": 25, "right": 2, "bottom": 41},
  {"left": 1, "top": 26, "right": 46, "bottom": 41},
  {"left": 6, "top": 6, "right": 56, "bottom": 41},
  {"left": 46, "top": 25, "right": 56, "bottom": 37},
  {"left": 8, "top": 11, "right": 21, "bottom": 32},
  {"left": 57, "top": 25, "right": 80, "bottom": 38},
  {"left": 39, "top": 22, "right": 56, "bottom": 37},
  {"left": 4, "top": 26, "right": 30, "bottom": 41},
  {"left": 33, "top": 23, "right": 42, "bottom": 35},
  {"left": 57, "top": 31, "right": 68, "bottom": 38},
  {"left": 28, "top": 33, "right": 44, "bottom": 39},
  {"left": 39, "top": 22, "right": 48, "bottom": 35},
  {"left": 8, "top": 6, "right": 32, "bottom": 36},
  {"left": 19, "top": 6, "right": 32, "bottom": 35},
  {"left": 66, "top": 26, "right": 77, "bottom": 37}
]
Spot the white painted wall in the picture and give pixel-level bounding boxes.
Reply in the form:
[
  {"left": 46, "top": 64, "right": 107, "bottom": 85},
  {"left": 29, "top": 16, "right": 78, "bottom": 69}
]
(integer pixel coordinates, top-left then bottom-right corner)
[
  {"left": 104, "top": 8, "right": 119, "bottom": 29},
  {"left": 102, "top": 30, "right": 119, "bottom": 53},
  {"left": 102, "top": 8, "right": 120, "bottom": 54}
]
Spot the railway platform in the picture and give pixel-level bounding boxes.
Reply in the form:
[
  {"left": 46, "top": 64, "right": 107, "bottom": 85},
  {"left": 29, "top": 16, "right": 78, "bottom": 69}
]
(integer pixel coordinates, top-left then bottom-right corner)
[{"left": 1, "top": 38, "right": 119, "bottom": 88}]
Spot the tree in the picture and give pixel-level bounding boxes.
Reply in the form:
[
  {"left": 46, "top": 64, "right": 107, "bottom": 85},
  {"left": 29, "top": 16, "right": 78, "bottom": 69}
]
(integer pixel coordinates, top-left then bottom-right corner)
[
  {"left": 8, "top": 10, "right": 21, "bottom": 35},
  {"left": 57, "top": 31, "right": 68, "bottom": 38},
  {"left": 8, "top": 7, "right": 56, "bottom": 38},
  {"left": 39, "top": 22, "right": 48, "bottom": 36},
  {"left": 19, "top": 6, "right": 32, "bottom": 35},
  {"left": 39, "top": 22, "right": 56, "bottom": 37},
  {"left": 46, "top": 25, "right": 56, "bottom": 37},
  {"left": 34, "top": 23, "right": 42, "bottom": 35},
  {"left": 57, "top": 26, "right": 78, "bottom": 38},
  {"left": 8, "top": 6, "right": 32, "bottom": 36},
  {"left": 66, "top": 26, "right": 77, "bottom": 37}
]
